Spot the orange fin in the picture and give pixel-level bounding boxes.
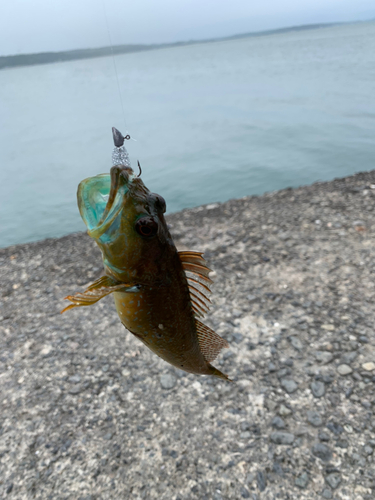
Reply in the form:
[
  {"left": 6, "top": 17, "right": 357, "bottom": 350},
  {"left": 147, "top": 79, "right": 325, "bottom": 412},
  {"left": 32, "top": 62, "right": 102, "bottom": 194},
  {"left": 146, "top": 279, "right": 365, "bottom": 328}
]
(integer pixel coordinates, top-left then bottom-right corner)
[
  {"left": 84, "top": 275, "right": 118, "bottom": 291},
  {"left": 188, "top": 283, "right": 212, "bottom": 304},
  {"left": 191, "top": 306, "right": 204, "bottom": 318},
  {"left": 179, "top": 251, "right": 213, "bottom": 280},
  {"left": 190, "top": 294, "right": 210, "bottom": 312},
  {"left": 179, "top": 251, "right": 213, "bottom": 318},
  {"left": 185, "top": 276, "right": 212, "bottom": 294},
  {"left": 61, "top": 276, "right": 136, "bottom": 313},
  {"left": 195, "top": 319, "right": 229, "bottom": 363},
  {"left": 190, "top": 299, "right": 208, "bottom": 317},
  {"left": 181, "top": 262, "right": 212, "bottom": 279}
]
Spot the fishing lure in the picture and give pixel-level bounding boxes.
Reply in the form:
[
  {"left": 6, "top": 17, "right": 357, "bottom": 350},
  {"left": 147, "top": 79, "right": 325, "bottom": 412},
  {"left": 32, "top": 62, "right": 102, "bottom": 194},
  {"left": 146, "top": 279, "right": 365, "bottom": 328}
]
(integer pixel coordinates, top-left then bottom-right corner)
[{"left": 62, "top": 128, "right": 230, "bottom": 380}]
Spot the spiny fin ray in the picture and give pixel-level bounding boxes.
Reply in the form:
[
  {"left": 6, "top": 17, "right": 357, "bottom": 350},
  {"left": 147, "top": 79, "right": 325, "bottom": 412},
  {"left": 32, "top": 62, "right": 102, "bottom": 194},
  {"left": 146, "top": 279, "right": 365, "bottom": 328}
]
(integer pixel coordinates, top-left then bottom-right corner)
[
  {"left": 190, "top": 294, "right": 210, "bottom": 311},
  {"left": 188, "top": 284, "right": 212, "bottom": 304},
  {"left": 190, "top": 299, "right": 209, "bottom": 315},
  {"left": 191, "top": 305, "right": 204, "bottom": 318},
  {"left": 179, "top": 251, "right": 214, "bottom": 318},
  {"left": 182, "top": 262, "right": 212, "bottom": 277},
  {"left": 179, "top": 251, "right": 212, "bottom": 277},
  {"left": 186, "top": 277, "right": 212, "bottom": 294}
]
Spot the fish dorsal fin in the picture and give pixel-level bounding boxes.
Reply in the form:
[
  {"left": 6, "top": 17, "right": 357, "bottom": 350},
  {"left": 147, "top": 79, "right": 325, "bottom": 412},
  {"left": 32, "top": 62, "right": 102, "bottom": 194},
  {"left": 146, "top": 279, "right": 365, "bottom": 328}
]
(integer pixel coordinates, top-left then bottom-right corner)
[
  {"left": 179, "top": 251, "right": 213, "bottom": 283},
  {"left": 179, "top": 251, "right": 213, "bottom": 318},
  {"left": 195, "top": 319, "right": 229, "bottom": 363}
]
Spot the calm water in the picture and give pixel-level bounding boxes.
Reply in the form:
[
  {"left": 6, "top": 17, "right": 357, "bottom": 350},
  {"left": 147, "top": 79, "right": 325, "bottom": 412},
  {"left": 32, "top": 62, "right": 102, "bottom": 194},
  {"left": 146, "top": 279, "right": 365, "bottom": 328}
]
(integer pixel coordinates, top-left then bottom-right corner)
[{"left": 1, "top": 22, "right": 375, "bottom": 248}]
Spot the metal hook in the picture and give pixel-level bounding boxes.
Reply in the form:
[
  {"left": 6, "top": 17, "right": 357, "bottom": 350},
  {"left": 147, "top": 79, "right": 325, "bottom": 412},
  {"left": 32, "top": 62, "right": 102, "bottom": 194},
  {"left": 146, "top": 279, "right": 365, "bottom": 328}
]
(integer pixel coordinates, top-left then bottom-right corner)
[{"left": 137, "top": 160, "right": 142, "bottom": 177}]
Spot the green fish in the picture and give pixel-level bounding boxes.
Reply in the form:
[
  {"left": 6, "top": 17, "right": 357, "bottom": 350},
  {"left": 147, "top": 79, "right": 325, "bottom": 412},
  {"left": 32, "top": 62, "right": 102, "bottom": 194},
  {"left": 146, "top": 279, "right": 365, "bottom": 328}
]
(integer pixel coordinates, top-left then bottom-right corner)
[{"left": 62, "top": 128, "right": 230, "bottom": 380}]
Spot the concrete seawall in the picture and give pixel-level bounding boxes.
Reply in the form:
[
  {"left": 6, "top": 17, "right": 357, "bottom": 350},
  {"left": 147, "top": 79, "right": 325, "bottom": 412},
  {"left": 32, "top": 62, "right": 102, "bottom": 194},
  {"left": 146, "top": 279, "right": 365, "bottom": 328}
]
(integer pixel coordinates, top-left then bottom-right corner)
[{"left": 1, "top": 171, "right": 374, "bottom": 499}]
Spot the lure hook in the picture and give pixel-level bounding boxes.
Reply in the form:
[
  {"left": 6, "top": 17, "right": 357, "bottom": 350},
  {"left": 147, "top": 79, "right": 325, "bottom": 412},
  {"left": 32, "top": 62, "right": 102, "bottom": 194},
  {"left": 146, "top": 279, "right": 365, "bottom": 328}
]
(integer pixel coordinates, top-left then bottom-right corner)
[{"left": 137, "top": 160, "right": 142, "bottom": 177}]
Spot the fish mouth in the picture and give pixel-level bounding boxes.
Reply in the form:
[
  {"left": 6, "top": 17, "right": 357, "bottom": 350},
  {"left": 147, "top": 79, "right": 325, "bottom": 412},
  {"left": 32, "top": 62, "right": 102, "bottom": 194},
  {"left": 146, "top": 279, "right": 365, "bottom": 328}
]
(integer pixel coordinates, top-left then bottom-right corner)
[{"left": 78, "top": 165, "right": 134, "bottom": 240}]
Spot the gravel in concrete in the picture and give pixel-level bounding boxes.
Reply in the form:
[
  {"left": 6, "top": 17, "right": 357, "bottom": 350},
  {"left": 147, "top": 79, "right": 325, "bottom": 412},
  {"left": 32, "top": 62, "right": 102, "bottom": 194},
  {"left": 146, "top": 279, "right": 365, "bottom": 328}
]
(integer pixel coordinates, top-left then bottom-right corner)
[
  {"left": 1, "top": 171, "right": 375, "bottom": 499},
  {"left": 337, "top": 364, "right": 353, "bottom": 376}
]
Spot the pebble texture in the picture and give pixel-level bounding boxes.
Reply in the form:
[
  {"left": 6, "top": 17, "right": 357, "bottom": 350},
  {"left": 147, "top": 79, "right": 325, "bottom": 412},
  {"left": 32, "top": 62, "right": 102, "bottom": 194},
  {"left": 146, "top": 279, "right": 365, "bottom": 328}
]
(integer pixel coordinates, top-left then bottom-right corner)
[{"left": 1, "top": 171, "right": 375, "bottom": 499}]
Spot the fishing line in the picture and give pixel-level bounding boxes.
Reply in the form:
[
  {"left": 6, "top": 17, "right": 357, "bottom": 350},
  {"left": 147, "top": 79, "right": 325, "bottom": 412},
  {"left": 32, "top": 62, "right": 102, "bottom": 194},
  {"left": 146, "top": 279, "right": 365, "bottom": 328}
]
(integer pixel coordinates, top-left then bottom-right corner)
[{"left": 101, "top": 0, "right": 127, "bottom": 133}]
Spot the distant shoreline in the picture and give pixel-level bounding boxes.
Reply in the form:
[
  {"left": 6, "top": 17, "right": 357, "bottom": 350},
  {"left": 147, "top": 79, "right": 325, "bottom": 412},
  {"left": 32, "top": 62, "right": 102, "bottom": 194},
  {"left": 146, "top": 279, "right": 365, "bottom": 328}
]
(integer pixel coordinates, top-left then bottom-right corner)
[{"left": 0, "top": 21, "right": 352, "bottom": 70}]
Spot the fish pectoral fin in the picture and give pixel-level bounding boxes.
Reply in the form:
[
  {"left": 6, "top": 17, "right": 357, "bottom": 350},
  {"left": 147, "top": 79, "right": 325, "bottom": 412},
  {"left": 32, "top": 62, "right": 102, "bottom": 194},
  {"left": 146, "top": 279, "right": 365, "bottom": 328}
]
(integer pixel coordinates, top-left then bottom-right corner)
[
  {"left": 84, "top": 275, "right": 119, "bottom": 291},
  {"left": 61, "top": 276, "right": 137, "bottom": 314},
  {"left": 195, "top": 319, "right": 229, "bottom": 363}
]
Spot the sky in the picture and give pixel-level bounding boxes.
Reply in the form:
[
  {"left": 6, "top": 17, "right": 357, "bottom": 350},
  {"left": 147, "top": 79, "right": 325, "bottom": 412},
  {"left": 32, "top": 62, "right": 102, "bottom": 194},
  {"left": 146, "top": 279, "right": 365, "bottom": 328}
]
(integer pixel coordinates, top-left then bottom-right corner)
[{"left": 1, "top": 0, "right": 375, "bottom": 56}]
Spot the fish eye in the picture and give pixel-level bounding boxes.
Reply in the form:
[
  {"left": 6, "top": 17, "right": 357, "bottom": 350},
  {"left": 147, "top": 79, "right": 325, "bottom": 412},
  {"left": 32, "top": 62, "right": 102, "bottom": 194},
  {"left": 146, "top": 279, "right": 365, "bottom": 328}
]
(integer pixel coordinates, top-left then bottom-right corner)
[{"left": 135, "top": 217, "right": 158, "bottom": 238}]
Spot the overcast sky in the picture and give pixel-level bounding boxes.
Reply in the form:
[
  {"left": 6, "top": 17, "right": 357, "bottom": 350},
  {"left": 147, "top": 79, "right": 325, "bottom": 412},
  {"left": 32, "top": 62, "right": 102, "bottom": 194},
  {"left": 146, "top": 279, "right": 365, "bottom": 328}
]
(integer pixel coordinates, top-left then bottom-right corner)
[{"left": 1, "top": 0, "right": 374, "bottom": 56}]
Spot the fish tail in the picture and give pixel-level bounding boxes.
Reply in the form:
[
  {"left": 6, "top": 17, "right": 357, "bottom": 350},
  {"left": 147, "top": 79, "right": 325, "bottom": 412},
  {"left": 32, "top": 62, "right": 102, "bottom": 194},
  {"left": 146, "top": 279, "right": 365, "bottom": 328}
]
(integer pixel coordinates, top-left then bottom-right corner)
[{"left": 208, "top": 364, "right": 233, "bottom": 382}]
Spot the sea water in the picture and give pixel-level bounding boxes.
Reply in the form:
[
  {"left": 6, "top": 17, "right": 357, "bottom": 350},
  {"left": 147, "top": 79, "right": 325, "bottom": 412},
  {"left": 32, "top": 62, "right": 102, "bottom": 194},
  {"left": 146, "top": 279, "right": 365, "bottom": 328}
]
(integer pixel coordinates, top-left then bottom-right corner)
[{"left": 1, "top": 21, "right": 374, "bottom": 248}]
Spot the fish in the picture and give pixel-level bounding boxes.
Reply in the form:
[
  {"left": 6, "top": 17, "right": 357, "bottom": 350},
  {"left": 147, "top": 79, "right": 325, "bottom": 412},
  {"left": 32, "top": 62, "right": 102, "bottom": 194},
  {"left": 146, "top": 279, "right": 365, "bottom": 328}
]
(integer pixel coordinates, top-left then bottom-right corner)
[{"left": 62, "top": 127, "right": 230, "bottom": 380}]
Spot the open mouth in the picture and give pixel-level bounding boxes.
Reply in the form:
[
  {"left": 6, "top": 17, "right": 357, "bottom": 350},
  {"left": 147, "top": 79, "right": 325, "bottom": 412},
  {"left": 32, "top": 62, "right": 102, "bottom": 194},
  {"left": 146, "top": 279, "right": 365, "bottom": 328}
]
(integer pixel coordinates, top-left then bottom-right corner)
[{"left": 78, "top": 166, "right": 134, "bottom": 240}]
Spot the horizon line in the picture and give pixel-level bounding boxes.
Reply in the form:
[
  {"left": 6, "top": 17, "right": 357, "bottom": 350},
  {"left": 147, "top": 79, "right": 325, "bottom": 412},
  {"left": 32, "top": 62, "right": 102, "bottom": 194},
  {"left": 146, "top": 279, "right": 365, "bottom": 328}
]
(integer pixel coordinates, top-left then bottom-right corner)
[{"left": 0, "top": 17, "right": 372, "bottom": 70}]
